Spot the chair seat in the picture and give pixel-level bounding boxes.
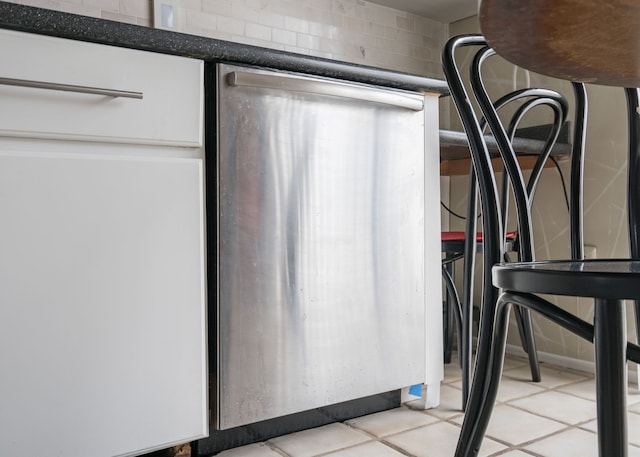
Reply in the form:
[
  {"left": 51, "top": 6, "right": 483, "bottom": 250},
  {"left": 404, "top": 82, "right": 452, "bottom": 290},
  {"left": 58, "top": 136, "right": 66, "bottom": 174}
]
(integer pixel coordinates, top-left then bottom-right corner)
[{"left": 493, "top": 259, "right": 640, "bottom": 299}]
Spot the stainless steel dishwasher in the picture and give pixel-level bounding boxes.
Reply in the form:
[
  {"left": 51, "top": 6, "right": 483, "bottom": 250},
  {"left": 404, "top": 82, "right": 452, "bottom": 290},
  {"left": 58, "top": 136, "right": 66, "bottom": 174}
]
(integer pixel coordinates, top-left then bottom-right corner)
[{"left": 214, "top": 63, "right": 427, "bottom": 429}]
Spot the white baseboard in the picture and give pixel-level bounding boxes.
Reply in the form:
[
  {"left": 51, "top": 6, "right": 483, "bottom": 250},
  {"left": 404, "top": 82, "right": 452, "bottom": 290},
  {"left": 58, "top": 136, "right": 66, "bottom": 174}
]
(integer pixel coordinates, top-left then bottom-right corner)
[{"left": 505, "top": 343, "right": 639, "bottom": 384}]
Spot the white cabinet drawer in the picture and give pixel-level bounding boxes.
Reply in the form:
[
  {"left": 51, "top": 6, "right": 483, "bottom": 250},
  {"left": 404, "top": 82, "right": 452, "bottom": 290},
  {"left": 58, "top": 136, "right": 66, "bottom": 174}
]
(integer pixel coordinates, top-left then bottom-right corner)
[{"left": 0, "top": 29, "right": 202, "bottom": 146}]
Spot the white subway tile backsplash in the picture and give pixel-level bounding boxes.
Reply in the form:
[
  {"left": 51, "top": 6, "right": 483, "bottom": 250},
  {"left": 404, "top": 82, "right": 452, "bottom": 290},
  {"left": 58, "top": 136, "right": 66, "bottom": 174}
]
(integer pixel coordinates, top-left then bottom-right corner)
[
  {"left": 184, "top": 10, "right": 218, "bottom": 33},
  {"left": 58, "top": 3, "right": 101, "bottom": 18},
  {"left": 284, "top": 44, "right": 311, "bottom": 55},
  {"left": 20, "top": 0, "right": 61, "bottom": 9},
  {"left": 272, "top": 28, "right": 297, "bottom": 46},
  {"left": 257, "top": 11, "right": 285, "bottom": 29},
  {"left": 119, "top": 0, "right": 148, "bottom": 19},
  {"left": 396, "top": 15, "right": 414, "bottom": 32},
  {"left": 216, "top": 15, "right": 245, "bottom": 36},
  {"left": 82, "top": 0, "right": 118, "bottom": 12},
  {"left": 333, "top": 0, "right": 357, "bottom": 17},
  {"left": 136, "top": 16, "right": 152, "bottom": 27},
  {"left": 308, "top": 21, "right": 336, "bottom": 39},
  {"left": 342, "top": 16, "right": 363, "bottom": 34},
  {"left": 373, "top": 6, "right": 399, "bottom": 28},
  {"left": 5, "top": 0, "right": 447, "bottom": 76},
  {"left": 231, "top": 4, "right": 260, "bottom": 24},
  {"left": 237, "top": 35, "right": 285, "bottom": 50},
  {"left": 245, "top": 22, "right": 271, "bottom": 41},
  {"left": 101, "top": 10, "right": 138, "bottom": 25},
  {"left": 296, "top": 33, "right": 320, "bottom": 52},
  {"left": 202, "top": 0, "right": 232, "bottom": 16},
  {"left": 181, "top": 0, "right": 201, "bottom": 10},
  {"left": 284, "top": 16, "right": 310, "bottom": 34}
]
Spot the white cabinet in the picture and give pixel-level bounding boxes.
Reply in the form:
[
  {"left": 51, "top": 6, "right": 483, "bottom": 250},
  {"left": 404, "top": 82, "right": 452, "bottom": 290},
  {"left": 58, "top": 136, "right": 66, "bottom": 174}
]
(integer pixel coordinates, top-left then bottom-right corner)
[
  {"left": 0, "top": 29, "right": 202, "bottom": 145},
  {"left": 0, "top": 30, "right": 207, "bottom": 457}
]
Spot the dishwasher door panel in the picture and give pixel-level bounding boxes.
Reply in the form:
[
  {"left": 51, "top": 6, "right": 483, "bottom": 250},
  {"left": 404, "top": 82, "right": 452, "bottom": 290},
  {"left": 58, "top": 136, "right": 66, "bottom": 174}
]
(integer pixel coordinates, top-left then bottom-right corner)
[{"left": 216, "top": 63, "right": 426, "bottom": 429}]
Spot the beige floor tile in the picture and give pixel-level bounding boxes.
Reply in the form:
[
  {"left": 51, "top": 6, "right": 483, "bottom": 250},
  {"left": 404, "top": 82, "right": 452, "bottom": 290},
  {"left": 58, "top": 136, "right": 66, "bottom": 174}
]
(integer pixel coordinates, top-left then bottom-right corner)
[
  {"left": 452, "top": 404, "right": 567, "bottom": 446},
  {"left": 524, "top": 428, "right": 598, "bottom": 457},
  {"left": 556, "top": 378, "right": 597, "bottom": 401},
  {"left": 582, "top": 411, "right": 640, "bottom": 447},
  {"left": 422, "top": 384, "right": 465, "bottom": 419},
  {"left": 497, "top": 376, "right": 545, "bottom": 402},
  {"left": 502, "top": 355, "right": 532, "bottom": 370},
  {"left": 345, "top": 406, "right": 438, "bottom": 437},
  {"left": 629, "top": 402, "right": 640, "bottom": 414},
  {"left": 268, "top": 423, "right": 370, "bottom": 457},
  {"left": 628, "top": 384, "right": 640, "bottom": 405},
  {"left": 630, "top": 403, "right": 640, "bottom": 414},
  {"left": 503, "top": 363, "right": 589, "bottom": 388},
  {"left": 525, "top": 427, "right": 640, "bottom": 457},
  {"left": 625, "top": 412, "right": 640, "bottom": 447},
  {"left": 558, "top": 377, "right": 640, "bottom": 405},
  {"left": 494, "top": 375, "right": 548, "bottom": 402},
  {"left": 384, "top": 421, "right": 507, "bottom": 457},
  {"left": 451, "top": 374, "right": 546, "bottom": 403},
  {"left": 443, "top": 359, "right": 464, "bottom": 383},
  {"left": 508, "top": 390, "right": 596, "bottom": 424},
  {"left": 216, "top": 443, "right": 284, "bottom": 457},
  {"left": 322, "top": 441, "right": 406, "bottom": 456},
  {"left": 492, "top": 451, "right": 535, "bottom": 457}
]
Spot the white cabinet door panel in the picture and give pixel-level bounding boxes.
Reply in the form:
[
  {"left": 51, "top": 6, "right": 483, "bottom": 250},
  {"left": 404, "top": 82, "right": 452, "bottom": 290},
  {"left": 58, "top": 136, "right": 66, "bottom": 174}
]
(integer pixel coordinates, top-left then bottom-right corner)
[{"left": 0, "top": 149, "right": 207, "bottom": 457}]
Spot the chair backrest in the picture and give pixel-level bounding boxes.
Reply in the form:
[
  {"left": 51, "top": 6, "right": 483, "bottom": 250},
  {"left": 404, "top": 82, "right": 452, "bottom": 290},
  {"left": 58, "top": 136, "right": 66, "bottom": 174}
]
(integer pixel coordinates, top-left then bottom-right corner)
[{"left": 442, "top": 34, "right": 588, "bottom": 308}]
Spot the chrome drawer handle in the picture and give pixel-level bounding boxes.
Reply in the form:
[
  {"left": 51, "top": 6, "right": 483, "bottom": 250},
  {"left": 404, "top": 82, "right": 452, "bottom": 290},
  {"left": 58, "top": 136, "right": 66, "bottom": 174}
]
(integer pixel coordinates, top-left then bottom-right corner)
[{"left": 0, "top": 77, "right": 143, "bottom": 99}]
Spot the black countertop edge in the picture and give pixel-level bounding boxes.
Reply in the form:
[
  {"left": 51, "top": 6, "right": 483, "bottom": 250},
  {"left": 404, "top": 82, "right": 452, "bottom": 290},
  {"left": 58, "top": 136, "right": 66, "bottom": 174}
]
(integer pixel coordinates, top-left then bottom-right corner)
[
  {"left": 439, "top": 129, "right": 572, "bottom": 161},
  {"left": 0, "top": 1, "right": 449, "bottom": 96}
]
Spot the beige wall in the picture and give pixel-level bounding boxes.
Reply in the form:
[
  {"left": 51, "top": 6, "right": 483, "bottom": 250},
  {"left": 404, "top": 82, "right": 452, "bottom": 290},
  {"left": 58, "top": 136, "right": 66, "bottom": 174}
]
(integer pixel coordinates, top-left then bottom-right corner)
[
  {"left": 6, "top": 0, "right": 447, "bottom": 77},
  {"left": 447, "top": 17, "right": 633, "bottom": 366}
]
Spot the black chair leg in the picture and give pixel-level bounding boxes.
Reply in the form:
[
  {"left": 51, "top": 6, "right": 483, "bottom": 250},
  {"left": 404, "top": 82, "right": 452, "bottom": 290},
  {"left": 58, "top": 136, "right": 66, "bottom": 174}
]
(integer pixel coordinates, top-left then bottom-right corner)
[
  {"left": 442, "top": 263, "right": 469, "bottom": 410},
  {"left": 460, "top": 169, "right": 478, "bottom": 410},
  {"left": 594, "top": 298, "right": 628, "bottom": 457},
  {"left": 454, "top": 292, "right": 511, "bottom": 456},
  {"left": 443, "top": 262, "right": 455, "bottom": 364},
  {"left": 460, "top": 246, "right": 474, "bottom": 409},
  {"left": 513, "top": 306, "right": 542, "bottom": 382},
  {"left": 625, "top": 89, "right": 640, "bottom": 378}
]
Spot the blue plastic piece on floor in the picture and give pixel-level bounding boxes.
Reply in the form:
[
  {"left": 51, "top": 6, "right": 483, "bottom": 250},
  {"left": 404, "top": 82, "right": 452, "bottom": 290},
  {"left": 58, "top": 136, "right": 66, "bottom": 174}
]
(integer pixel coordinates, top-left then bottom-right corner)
[{"left": 409, "top": 384, "right": 422, "bottom": 397}]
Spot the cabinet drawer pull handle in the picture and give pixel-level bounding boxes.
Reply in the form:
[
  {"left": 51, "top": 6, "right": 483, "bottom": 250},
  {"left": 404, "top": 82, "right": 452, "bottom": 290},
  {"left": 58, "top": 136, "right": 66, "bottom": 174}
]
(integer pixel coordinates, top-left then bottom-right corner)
[
  {"left": 227, "top": 71, "right": 424, "bottom": 111},
  {"left": 0, "top": 77, "right": 143, "bottom": 99}
]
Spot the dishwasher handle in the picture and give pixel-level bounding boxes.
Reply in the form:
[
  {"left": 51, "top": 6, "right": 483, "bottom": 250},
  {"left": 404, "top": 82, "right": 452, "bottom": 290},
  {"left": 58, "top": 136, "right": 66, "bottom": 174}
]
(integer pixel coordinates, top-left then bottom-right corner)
[
  {"left": 226, "top": 70, "right": 424, "bottom": 111},
  {"left": 0, "top": 76, "right": 144, "bottom": 99}
]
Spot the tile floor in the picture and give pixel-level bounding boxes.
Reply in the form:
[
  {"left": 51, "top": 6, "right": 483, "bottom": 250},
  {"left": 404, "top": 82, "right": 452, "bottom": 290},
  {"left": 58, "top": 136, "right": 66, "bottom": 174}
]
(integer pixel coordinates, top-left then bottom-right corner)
[{"left": 213, "top": 355, "right": 640, "bottom": 457}]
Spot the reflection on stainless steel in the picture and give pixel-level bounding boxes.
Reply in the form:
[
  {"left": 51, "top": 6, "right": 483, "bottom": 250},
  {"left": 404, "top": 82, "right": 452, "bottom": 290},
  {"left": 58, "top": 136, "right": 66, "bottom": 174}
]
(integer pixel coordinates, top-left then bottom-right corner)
[{"left": 216, "top": 63, "right": 426, "bottom": 429}]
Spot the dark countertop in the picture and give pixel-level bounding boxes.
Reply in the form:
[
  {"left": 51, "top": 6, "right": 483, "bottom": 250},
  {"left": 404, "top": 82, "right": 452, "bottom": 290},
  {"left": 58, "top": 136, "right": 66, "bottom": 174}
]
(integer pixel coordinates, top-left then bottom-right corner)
[
  {"left": 439, "top": 129, "right": 572, "bottom": 162},
  {"left": 0, "top": 1, "right": 449, "bottom": 95}
]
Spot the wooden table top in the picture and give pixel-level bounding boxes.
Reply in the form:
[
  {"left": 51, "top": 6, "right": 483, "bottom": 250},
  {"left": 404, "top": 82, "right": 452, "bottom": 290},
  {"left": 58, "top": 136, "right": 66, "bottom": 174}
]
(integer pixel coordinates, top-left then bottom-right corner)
[{"left": 479, "top": 0, "right": 640, "bottom": 87}]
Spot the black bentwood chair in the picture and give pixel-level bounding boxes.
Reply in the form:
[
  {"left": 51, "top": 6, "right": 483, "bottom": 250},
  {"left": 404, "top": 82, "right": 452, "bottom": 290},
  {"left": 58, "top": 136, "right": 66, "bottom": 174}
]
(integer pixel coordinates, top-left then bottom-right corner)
[
  {"left": 440, "top": 105, "right": 559, "bottom": 409},
  {"left": 446, "top": 1, "right": 640, "bottom": 455}
]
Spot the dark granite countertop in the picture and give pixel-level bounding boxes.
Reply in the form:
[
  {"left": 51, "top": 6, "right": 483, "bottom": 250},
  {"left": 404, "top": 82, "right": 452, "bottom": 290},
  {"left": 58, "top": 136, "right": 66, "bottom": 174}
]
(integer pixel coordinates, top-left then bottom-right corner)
[
  {"left": 439, "top": 128, "right": 572, "bottom": 161},
  {"left": 0, "top": 1, "right": 449, "bottom": 95}
]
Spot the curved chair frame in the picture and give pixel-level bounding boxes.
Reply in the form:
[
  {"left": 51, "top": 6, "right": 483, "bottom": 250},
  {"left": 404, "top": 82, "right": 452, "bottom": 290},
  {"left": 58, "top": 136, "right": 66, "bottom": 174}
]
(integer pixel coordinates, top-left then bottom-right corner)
[
  {"left": 445, "top": 35, "right": 640, "bottom": 457},
  {"left": 441, "top": 84, "right": 570, "bottom": 409},
  {"left": 442, "top": 33, "right": 581, "bottom": 411}
]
